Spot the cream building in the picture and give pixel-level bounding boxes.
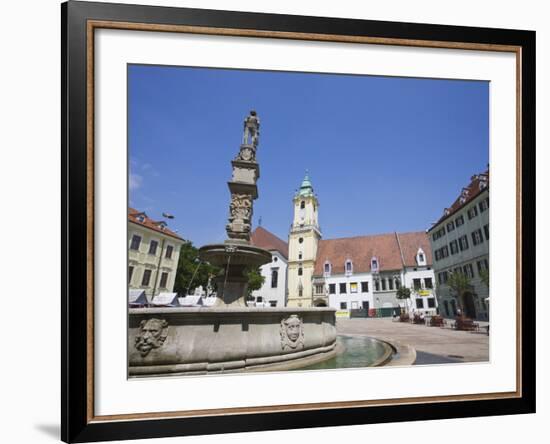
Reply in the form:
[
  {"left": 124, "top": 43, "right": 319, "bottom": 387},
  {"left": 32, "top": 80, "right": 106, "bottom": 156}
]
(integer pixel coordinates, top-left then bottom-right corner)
[
  {"left": 128, "top": 208, "right": 185, "bottom": 297},
  {"left": 287, "top": 173, "right": 322, "bottom": 307}
]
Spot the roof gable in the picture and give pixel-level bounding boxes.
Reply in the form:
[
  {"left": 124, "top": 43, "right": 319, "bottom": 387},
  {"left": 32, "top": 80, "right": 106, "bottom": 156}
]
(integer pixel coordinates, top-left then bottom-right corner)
[{"left": 251, "top": 226, "right": 289, "bottom": 258}]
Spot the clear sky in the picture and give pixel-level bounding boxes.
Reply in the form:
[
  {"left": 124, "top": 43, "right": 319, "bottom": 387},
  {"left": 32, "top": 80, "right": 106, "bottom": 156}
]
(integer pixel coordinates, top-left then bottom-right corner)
[{"left": 128, "top": 64, "right": 488, "bottom": 246}]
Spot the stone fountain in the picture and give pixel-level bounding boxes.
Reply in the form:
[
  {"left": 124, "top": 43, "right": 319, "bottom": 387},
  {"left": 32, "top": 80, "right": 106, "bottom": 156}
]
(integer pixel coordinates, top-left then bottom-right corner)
[{"left": 128, "top": 111, "right": 337, "bottom": 377}]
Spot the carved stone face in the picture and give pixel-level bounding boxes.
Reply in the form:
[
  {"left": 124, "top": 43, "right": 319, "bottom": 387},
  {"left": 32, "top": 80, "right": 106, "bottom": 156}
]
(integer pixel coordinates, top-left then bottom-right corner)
[
  {"left": 285, "top": 317, "right": 301, "bottom": 342},
  {"left": 135, "top": 318, "right": 168, "bottom": 357},
  {"left": 281, "top": 315, "right": 304, "bottom": 350}
]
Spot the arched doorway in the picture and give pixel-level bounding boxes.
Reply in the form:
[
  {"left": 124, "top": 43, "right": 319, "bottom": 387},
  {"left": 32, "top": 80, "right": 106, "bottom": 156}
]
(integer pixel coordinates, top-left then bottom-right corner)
[
  {"left": 313, "top": 299, "right": 327, "bottom": 307},
  {"left": 463, "top": 292, "right": 477, "bottom": 319}
]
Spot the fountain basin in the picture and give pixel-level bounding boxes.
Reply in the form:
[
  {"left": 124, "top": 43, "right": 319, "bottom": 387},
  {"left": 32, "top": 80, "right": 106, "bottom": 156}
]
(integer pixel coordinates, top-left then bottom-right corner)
[
  {"left": 129, "top": 307, "right": 337, "bottom": 377},
  {"left": 198, "top": 243, "right": 272, "bottom": 268}
]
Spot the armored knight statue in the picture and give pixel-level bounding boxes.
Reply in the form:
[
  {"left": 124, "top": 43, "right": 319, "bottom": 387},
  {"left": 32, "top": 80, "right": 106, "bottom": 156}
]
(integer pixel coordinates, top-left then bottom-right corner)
[{"left": 242, "top": 110, "right": 260, "bottom": 147}]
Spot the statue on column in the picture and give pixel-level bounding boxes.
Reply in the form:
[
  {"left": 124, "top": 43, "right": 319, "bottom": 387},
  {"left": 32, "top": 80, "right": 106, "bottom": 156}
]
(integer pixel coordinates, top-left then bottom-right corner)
[{"left": 242, "top": 110, "right": 260, "bottom": 147}]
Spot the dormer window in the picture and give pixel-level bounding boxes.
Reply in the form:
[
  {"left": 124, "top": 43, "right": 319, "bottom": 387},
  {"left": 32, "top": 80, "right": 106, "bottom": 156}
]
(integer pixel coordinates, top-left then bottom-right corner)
[
  {"left": 345, "top": 259, "right": 353, "bottom": 276},
  {"left": 371, "top": 257, "right": 379, "bottom": 272},
  {"left": 136, "top": 214, "right": 145, "bottom": 223},
  {"left": 416, "top": 248, "right": 427, "bottom": 266},
  {"left": 323, "top": 261, "right": 331, "bottom": 277},
  {"left": 156, "top": 221, "right": 167, "bottom": 231}
]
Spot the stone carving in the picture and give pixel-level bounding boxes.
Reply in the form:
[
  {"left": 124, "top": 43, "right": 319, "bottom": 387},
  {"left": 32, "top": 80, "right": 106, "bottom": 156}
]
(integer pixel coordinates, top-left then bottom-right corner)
[
  {"left": 242, "top": 110, "right": 260, "bottom": 147},
  {"left": 280, "top": 315, "right": 305, "bottom": 350},
  {"left": 226, "top": 193, "right": 253, "bottom": 239},
  {"left": 135, "top": 318, "right": 169, "bottom": 357},
  {"left": 235, "top": 145, "right": 256, "bottom": 162}
]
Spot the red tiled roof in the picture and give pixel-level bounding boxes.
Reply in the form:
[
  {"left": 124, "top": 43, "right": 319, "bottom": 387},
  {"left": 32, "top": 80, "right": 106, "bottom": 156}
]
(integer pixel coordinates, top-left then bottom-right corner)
[
  {"left": 128, "top": 208, "right": 184, "bottom": 241},
  {"left": 429, "top": 170, "right": 489, "bottom": 230},
  {"left": 251, "top": 226, "right": 289, "bottom": 259},
  {"left": 396, "top": 231, "right": 433, "bottom": 267},
  {"left": 313, "top": 231, "right": 431, "bottom": 276}
]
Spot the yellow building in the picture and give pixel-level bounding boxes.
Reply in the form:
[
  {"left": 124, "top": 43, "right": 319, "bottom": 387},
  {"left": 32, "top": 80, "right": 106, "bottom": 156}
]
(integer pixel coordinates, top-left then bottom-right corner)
[
  {"left": 287, "top": 173, "right": 322, "bottom": 307},
  {"left": 128, "top": 208, "right": 185, "bottom": 297}
]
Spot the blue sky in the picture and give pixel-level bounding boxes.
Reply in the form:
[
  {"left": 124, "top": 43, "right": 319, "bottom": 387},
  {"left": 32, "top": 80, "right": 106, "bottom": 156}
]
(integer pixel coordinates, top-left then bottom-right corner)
[{"left": 128, "top": 64, "right": 488, "bottom": 246}]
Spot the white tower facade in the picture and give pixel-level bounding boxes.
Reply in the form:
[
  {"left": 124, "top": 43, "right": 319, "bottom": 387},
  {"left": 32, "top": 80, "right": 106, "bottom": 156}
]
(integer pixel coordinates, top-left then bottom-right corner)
[{"left": 287, "top": 173, "right": 321, "bottom": 307}]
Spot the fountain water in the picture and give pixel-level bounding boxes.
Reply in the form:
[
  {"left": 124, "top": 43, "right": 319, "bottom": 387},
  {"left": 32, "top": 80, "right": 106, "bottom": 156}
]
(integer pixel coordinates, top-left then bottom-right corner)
[{"left": 128, "top": 111, "right": 337, "bottom": 376}]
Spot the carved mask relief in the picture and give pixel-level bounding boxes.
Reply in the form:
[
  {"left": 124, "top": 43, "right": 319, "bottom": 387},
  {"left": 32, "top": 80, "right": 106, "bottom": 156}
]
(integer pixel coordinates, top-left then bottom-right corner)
[
  {"left": 280, "top": 315, "right": 305, "bottom": 350},
  {"left": 135, "top": 318, "right": 169, "bottom": 357}
]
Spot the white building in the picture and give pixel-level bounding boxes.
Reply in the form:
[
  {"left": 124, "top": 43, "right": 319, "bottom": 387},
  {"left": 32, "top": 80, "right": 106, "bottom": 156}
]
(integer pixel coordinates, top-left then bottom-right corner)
[
  {"left": 285, "top": 173, "right": 437, "bottom": 315},
  {"left": 312, "top": 232, "right": 437, "bottom": 316},
  {"left": 428, "top": 171, "right": 489, "bottom": 320},
  {"left": 250, "top": 226, "right": 289, "bottom": 307}
]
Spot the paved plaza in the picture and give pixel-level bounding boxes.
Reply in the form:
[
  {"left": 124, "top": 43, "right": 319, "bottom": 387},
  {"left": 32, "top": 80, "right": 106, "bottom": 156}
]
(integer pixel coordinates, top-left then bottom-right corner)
[{"left": 336, "top": 317, "right": 489, "bottom": 365}]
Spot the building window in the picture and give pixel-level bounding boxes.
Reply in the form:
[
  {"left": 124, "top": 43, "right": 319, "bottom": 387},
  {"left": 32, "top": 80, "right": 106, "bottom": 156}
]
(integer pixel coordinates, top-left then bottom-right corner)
[
  {"left": 374, "top": 280, "right": 380, "bottom": 291},
  {"left": 269, "top": 301, "right": 277, "bottom": 307},
  {"left": 371, "top": 257, "right": 379, "bottom": 272},
  {"left": 130, "top": 234, "right": 141, "bottom": 251},
  {"left": 298, "top": 252, "right": 302, "bottom": 260},
  {"left": 447, "top": 221, "right": 455, "bottom": 232},
  {"left": 459, "top": 235, "right": 469, "bottom": 251},
  {"left": 479, "top": 197, "right": 489, "bottom": 213},
  {"left": 432, "top": 226, "right": 446, "bottom": 241},
  {"left": 467, "top": 206, "right": 478, "bottom": 219},
  {"left": 438, "top": 271, "right": 448, "bottom": 284},
  {"left": 449, "top": 240, "right": 459, "bottom": 255},
  {"left": 416, "top": 298, "right": 424, "bottom": 309},
  {"left": 427, "top": 298, "right": 436, "bottom": 308},
  {"left": 298, "top": 237, "right": 304, "bottom": 244},
  {"left": 388, "top": 279, "right": 394, "bottom": 290},
  {"left": 455, "top": 215, "right": 464, "bottom": 227},
  {"left": 350, "top": 282, "right": 358, "bottom": 293},
  {"left": 477, "top": 259, "right": 489, "bottom": 273},
  {"left": 141, "top": 269, "right": 152, "bottom": 286},
  {"left": 329, "top": 283, "right": 336, "bottom": 294},
  {"left": 361, "top": 281, "right": 369, "bottom": 293},
  {"left": 159, "top": 272, "right": 168, "bottom": 288},
  {"left": 298, "top": 288, "right": 303, "bottom": 297},
  {"left": 300, "top": 200, "right": 305, "bottom": 209},
  {"left": 463, "top": 263, "right": 475, "bottom": 278},
  {"left": 484, "top": 224, "right": 490, "bottom": 241},
  {"left": 324, "top": 261, "right": 331, "bottom": 276},
  {"left": 339, "top": 283, "right": 347, "bottom": 294},
  {"left": 413, "top": 278, "right": 422, "bottom": 290},
  {"left": 381, "top": 279, "right": 387, "bottom": 291},
  {"left": 271, "top": 269, "right": 278, "bottom": 288},
  {"left": 472, "top": 229, "right": 484, "bottom": 246},
  {"left": 128, "top": 266, "right": 134, "bottom": 283},
  {"left": 149, "top": 240, "right": 159, "bottom": 255},
  {"left": 345, "top": 260, "right": 353, "bottom": 275},
  {"left": 444, "top": 300, "right": 450, "bottom": 316},
  {"left": 340, "top": 302, "right": 347, "bottom": 310},
  {"left": 298, "top": 267, "right": 303, "bottom": 276},
  {"left": 424, "top": 277, "right": 433, "bottom": 289},
  {"left": 165, "top": 245, "right": 173, "bottom": 259},
  {"left": 315, "top": 284, "right": 324, "bottom": 294}
]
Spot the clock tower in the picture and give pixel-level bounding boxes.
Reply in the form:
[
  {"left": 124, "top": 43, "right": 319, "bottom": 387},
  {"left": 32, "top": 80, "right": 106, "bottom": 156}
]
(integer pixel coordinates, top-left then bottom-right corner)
[{"left": 287, "top": 172, "right": 321, "bottom": 307}]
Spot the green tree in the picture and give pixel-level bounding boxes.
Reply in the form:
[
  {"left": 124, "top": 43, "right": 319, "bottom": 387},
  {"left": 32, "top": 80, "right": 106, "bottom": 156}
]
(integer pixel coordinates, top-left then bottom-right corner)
[
  {"left": 174, "top": 242, "right": 220, "bottom": 295},
  {"left": 479, "top": 268, "right": 489, "bottom": 289},
  {"left": 446, "top": 271, "right": 473, "bottom": 314},
  {"left": 395, "top": 286, "right": 411, "bottom": 313},
  {"left": 245, "top": 267, "right": 265, "bottom": 296}
]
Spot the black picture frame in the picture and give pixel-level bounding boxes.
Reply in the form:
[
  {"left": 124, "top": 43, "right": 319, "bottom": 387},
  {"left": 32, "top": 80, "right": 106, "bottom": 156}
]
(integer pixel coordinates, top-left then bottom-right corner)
[{"left": 62, "top": 1, "right": 536, "bottom": 442}]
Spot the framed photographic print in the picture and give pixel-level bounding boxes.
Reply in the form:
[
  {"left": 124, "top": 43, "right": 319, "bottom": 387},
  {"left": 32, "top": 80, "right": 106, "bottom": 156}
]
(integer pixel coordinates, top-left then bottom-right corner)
[{"left": 62, "top": 0, "right": 535, "bottom": 442}]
